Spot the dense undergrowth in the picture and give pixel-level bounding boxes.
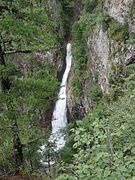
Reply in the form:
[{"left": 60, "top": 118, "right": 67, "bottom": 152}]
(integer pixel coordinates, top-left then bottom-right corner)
[
  {"left": 56, "top": 0, "right": 135, "bottom": 176},
  {"left": 0, "top": 0, "right": 135, "bottom": 179},
  {"left": 0, "top": 0, "right": 60, "bottom": 174},
  {"left": 56, "top": 65, "right": 135, "bottom": 180}
]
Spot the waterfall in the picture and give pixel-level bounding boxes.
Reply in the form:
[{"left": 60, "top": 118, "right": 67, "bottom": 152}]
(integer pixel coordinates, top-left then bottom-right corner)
[{"left": 50, "top": 43, "right": 72, "bottom": 149}]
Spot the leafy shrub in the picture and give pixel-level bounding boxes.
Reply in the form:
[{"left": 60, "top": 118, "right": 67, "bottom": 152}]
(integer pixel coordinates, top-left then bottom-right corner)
[
  {"left": 127, "top": 33, "right": 135, "bottom": 46},
  {"left": 72, "top": 22, "right": 88, "bottom": 70},
  {"left": 108, "top": 19, "right": 128, "bottom": 41},
  {"left": 58, "top": 88, "right": 135, "bottom": 179},
  {"left": 72, "top": 77, "right": 83, "bottom": 97},
  {"left": 88, "top": 84, "right": 103, "bottom": 102},
  {"left": 82, "top": 0, "right": 99, "bottom": 13},
  {"left": 57, "top": 70, "right": 135, "bottom": 179}
]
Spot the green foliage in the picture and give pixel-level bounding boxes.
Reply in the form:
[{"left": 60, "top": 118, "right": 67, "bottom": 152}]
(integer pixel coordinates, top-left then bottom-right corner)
[
  {"left": 0, "top": 60, "right": 19, "bottom": 79},
  {"left": 58, "top": 123, "right": 77, "bottom": 164},
  {"left": 0, "top": 0, "right": 57, "bottom": 51},
  {"left": 60, "top": 0, "right": 74, "bottom": 36},
  {"left": 72, "top": 22, "right": 88, "bottom": 70},
  {"left": 71, "top": 3, "right": 128, "bottom": 102},
  {"left": 71, "top": 21, "right": 88, "bottom": 98},
  {"left": 41, "top": 141, "right": 58, "bottom": 165},
  {"left": 56, "top": 174, "right": 77, "bottom": 180},
  {"left": 74, "top": 0, "right": 128, "bottom": 42},
  {"left": 80, "top": 12, "right": 128, "bottom": 42},
  {"left": 57, "top": 72, "right": 135, "bottom": 179},
  {"left": 78, "top": 12, "right": 104, "bottom": 37},
  {"left": 109, "top": 63, "right": 135, "bottom": 101},
  {"left": 126, "top": 64, "right": 135, "bottom": 77},
  {"left": 82, "top": 0, "right": 99, "bottom": 13},
  {"left": 0, "top": 61, "right": 58, "bottom": 172},
  {"left": 127, "top": 33, "right": 135, "bottom": 46},
  {"left": 88, "top": 83, "right": 103, "bottom": 102},
  {"left": 71, "top": 76, "right": 83, "bottom": 97},
  {"left": 108, "top": 64, "right": 126, "bottom": 101},
  {"left": 57, "top": 1, "right": 134, "bottom": 179},
  {"left": 0, "top": 0, "right": 61, "bottom": 173},
  {"left": 108, "top": 19, "right": 128, "bottom": 42}
]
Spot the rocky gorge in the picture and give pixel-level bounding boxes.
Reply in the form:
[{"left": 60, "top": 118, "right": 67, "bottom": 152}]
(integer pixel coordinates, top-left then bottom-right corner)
[
  {"left": 66, "top": 0, "right": 135, "bottom": 120},
  {"left": 0, "top": 0, "right": 135, "bottom": 179}
]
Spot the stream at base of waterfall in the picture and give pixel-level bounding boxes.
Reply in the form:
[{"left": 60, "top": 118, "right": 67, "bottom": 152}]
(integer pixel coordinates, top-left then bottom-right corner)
[{"left": 40, "top": 43, "right": 72, "bottom": 156}]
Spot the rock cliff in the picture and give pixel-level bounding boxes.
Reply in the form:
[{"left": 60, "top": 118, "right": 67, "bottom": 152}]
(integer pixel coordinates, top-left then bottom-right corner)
[{"left": 67, "top": 0, "right": 135, "bottom": 120}]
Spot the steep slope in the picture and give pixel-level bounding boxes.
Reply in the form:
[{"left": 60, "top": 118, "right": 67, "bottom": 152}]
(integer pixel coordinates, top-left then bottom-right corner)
[
  {"left": 67, "top": 0, "right": 135, "bottom": 120},
  {"left": 56, "top": 2, "right": 135, "bottom": 179},
  {"left": 57, "top": 73, "right": 135, "bottom": 179}
]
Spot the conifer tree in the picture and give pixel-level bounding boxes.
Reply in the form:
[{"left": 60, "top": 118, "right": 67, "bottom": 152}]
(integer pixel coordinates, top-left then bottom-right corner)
[{"left": 0, "top": 0, "right": 58, "bottom": 172}]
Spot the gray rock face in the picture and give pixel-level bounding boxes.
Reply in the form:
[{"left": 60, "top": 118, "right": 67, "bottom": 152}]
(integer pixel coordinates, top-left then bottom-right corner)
[
  {"left": 104, "top": 0, "right": 135, "bottom": 34},
  {"left": 67, "top": 70, "right": 87, "bottom": 120},
  {"left": 104, "top": 0, "right": 133, "bottom": 23},
  {"left": 88, "top": 26, "right": 111, "bottom": 93},
  {"left": 88, "top": 26, "right": 135, "bottom": 94},
  {"left": 67, "top": 0, "right": 135, "bottom": 120}
]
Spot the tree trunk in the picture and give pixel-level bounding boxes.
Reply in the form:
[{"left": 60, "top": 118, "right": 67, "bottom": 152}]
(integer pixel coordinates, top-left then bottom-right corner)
[
  {"left": 0, "top": 44, "right": 23, "bottom": 171},
  {"left": 12, "top": 122, "right": 23, "bottom": 171},
  {"left": 0, "top": 44, "right": 11, "bottom": 90}
]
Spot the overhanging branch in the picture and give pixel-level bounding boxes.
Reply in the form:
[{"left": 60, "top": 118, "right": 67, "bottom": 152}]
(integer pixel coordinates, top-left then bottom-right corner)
[{"left": 4, "top": 50, "right": 32, "bottom": 55}]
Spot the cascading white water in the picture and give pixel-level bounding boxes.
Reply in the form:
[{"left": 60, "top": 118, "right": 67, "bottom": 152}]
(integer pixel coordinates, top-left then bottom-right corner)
[{"left": 50, "top": 43, "right": 72, "bottom": 149}]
